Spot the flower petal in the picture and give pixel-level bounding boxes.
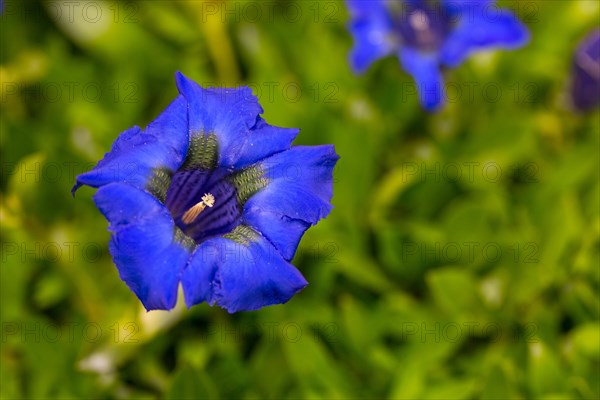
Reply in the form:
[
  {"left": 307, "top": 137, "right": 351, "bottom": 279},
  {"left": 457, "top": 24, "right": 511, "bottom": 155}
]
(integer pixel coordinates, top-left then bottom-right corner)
[
  {"left": 398, "top": 47, "right": 445, "bottom": 111},
  {"left": 73, "top": 95, "right": 189, "bottom": 195},
  {"left": 144, "top": 94, "right": 190, "bottom": 159},
  {"left": 182, "top": 226, "right": 308, "bottom": 313},
  {"left": 242, "top": 145, "right": 338, "bottom": 259},
  {"left": 246, "top": 145, "right": 338, "bottom": 223},
  {"left": 94, "top": 183, "right": 193, "bottom": 311},
  {"left": 175, "top": 72, "right": 298, "bottom": 169},
  {"left": 346, "top": 0, "right": 395, "bottom": 74},
  {"left": 236, "top": 117, "right": 299, "bottom": 168},
  {"left": 441, "top": 9, "right": 529, "bottom": 67},
  {"left": 243, "top": 210, "right": 310, "bottom": 261}
]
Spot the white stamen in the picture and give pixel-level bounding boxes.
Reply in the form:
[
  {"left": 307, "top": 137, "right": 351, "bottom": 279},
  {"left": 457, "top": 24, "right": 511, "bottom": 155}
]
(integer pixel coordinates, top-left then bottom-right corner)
[
  {"left": 409, "top": 10, "right": 429, "bottom": 32},
  {"left": 201, "top": 193, "right": 215, "bottom": 207},
  {"left": 181, "top": 193, "right": 215, "bottom": 225}
]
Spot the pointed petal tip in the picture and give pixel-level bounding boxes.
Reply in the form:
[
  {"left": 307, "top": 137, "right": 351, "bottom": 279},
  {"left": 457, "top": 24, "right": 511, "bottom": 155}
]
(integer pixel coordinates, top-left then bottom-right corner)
[
  {"left": 174, "top": 70, "right": 186, "bottom": 82},
  {"left": 327, "top": 144, "right": 341, "bottom": 161},
  {"left": 183, "top": 287, "right": 202, "bottom": 309},
  {"left": 174, "top": 71, "right": 194, "bottom": 95},
  {"left": 318, "top": 144, "right": 341, "bottom": 166},
  {"left": 71, "top": 182, "right": 82, "bottom": 197},
  {"left": 141, "top": 301, "right": 175, "bottom": 312}
]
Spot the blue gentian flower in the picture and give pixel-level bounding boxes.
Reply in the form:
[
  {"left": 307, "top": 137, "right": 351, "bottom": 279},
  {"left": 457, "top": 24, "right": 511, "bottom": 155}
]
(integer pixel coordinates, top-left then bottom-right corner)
[
  {"left": 346, "top": 0, "right": 530, "bottom": 110},
  {"left": 73, "top": 72, "right": 339, "bottom": 313},
  {"left": 571, "top": 29, "right": 600, "bottom": 111}
]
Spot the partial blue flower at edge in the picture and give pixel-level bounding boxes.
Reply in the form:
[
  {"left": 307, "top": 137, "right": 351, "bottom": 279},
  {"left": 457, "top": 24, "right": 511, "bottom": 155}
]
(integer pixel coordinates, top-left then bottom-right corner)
[
  {"left": 570, "top": 29, "right": 600, "bottom": 111},
  {"left": 346, "top": 0, "right": 530, "bottom": 111}
]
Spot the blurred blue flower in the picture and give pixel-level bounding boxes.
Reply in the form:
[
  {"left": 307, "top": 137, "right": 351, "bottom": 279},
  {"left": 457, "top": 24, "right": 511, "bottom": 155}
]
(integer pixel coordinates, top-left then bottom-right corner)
[
  {"left": 346, "top": 0, "right": 530, "bottom": 111},
  {"left": 571, "top": 29, "right": 600, "bottom": 111},
  {"left": 73, "top": 72, "right": 339, "bottom": 313}
]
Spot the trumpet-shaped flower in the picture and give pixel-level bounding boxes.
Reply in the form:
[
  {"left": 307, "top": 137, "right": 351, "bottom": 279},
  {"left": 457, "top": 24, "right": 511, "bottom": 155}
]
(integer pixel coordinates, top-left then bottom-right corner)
[{"left": 74, "top": 72, "right": 339, "bottom": 313}]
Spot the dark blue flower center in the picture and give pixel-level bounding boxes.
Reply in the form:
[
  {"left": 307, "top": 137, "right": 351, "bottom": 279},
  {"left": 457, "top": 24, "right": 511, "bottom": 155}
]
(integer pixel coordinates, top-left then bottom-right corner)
[
  {"left": 166, "top": 168, "right": 241, "bottom": 243},
  {"left": 390, "top": 2, "right": 451, "bottom": 51},
  {"left": 162, "top": 133, "right": 269, "bottom": 244}
]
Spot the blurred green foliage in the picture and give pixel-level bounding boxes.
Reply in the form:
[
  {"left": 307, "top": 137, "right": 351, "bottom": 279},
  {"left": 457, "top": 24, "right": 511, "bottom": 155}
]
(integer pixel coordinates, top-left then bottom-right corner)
[{"left": 1, "top": 0, "right": 599, "bottom": 399}]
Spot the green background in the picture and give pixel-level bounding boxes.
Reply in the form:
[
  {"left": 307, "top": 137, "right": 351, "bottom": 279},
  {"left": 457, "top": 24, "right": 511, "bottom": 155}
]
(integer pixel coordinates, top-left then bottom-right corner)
[{"left": 1, "top": 0, "right": 598, "bottom": 399}]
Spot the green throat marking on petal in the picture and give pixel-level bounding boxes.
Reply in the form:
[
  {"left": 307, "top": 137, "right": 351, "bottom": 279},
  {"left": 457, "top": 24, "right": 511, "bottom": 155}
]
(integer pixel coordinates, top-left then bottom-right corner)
[
  {"left": 228, "top": 165, "right": 270, "bottom": 206},
  {"left": 174, "top": 226, "right": 196, "bottom": 251},
  {"left": 146, "top": 167, "right": 173, "bottom": 203},
  {"left": 223, "top": 225, "right": 259, "bottom": 246},
  {"left": 181, "top": 133, "right": 219, "bottom": 170}
]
